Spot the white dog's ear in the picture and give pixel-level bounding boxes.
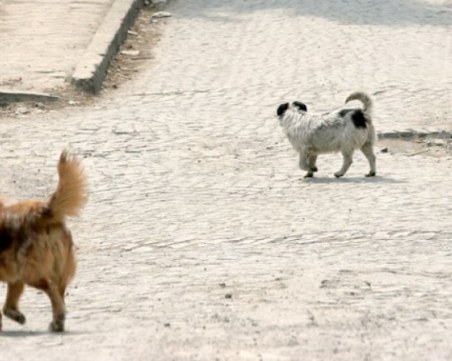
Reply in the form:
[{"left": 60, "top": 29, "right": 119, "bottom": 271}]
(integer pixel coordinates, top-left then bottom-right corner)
[
  {"left": 277, "top": 103, "right": 289, "bottom": 117},
  {"left": 293, "top": 101, "right": 307, "bottom": 112}
]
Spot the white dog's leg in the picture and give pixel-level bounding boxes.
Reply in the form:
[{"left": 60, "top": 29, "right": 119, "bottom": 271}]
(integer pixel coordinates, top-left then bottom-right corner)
[
  {"left": 361, "top": 143, "right": 376, "bottom": 177},
  {"left": 298, "top": 153, "right": 309, "bottom": 170},
  {"left": 308, "top": 154, "right": 318, "bottom": 172},
  {"left": 303, "top": 154, "right": 318, "bottom": 178},
  {"left": 299, "top": 153, "right": 314, "bottom": 178},
  {"left": 334, "top": 150, "right": 354, "bottom": 178}
]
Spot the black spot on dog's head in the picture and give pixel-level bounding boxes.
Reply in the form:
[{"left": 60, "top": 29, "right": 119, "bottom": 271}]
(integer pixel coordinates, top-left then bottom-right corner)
[
  {"left": 293, "top": 101, "right": 307, "bottom": 112},
  {"left": 277, "top": 103, "right": 289, "bottom": 117},
  {"left": 351, "top": 109, "right": 367, "bottom": 128}
]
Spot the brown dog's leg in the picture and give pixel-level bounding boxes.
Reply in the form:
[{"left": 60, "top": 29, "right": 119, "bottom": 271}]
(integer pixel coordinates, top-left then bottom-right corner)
[
  {"left": 35, "top": 280, "right": 66, "bottom": 332},
  {"left": 3, "top": 281, "right": 26, "bottom": 325},
  {"left": 47, "top": 284, "right": 66, "bottom": 332}
]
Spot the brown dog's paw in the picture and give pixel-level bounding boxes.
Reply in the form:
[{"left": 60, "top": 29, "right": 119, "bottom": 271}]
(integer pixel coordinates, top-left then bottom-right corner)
[
  {"left": 49, "top": 319, "right": 65, "bottom": 332},
  {"left": 3, "top": 308, "right": 26, "bottom": 325},
  {"left": 366, "top": 171, "right": 376, "bottom": 177}
]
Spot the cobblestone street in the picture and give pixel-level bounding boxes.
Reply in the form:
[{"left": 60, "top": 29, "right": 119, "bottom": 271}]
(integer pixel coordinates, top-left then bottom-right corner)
[{"left": 0, "top": 0, "right": 451, "bottom": 360}]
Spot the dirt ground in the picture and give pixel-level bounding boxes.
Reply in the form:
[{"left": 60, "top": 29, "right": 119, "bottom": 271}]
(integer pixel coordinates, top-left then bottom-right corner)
[{"left": 379, "top": 138, "right": 451, "bottom": 158}]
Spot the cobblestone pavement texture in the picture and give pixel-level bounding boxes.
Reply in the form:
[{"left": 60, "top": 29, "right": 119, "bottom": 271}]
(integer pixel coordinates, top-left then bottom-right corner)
[{"left": 1, "top": 0, "right": 452, "bottom": 360}]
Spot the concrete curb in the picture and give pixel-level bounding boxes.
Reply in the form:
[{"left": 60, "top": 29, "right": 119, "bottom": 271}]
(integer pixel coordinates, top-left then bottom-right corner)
[
  {"left": 71, "top": 0, "right": 144, "bottom": 93},
  {"left": 0, "top": 89, "right": 60, "bottom": 104},
  {"left": 378, "top": 129, "right": 452, "bottom": 140}
]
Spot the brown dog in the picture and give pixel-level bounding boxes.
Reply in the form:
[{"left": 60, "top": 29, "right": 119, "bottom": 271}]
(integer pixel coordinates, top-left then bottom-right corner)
[{"left": 0, "top": 150, "right": 87, "bottom": 332}]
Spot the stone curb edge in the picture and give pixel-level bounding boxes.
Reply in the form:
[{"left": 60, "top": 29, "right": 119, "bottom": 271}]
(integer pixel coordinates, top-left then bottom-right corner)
[
  {"left": 71, "top": 0, "right": 144, "bottom": 93},
  {"left": 378, "top": 129, "right": 451, "bottom": 140},
  {"left": 0, "top": 90, "right": 60, "bottom": 104}
]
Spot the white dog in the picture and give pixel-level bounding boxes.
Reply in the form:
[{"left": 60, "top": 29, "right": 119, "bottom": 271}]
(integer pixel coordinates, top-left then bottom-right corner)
[{"left": 276, "top": 92, "right": 376, "bottom": 178}]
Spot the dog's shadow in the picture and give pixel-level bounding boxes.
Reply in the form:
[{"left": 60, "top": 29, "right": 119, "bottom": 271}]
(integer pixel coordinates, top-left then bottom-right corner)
[
  {"left": 0, "top": 330, "right": 51, "bottom": 338},
  {"left": 0, "top": 329, "right": 90, "bottom": 338},
  {"left": 302, "top": 175, "right": 405, "bottom": 184}
]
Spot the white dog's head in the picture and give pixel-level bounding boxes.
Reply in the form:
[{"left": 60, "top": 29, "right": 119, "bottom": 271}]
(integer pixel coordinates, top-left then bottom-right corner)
[{"left": 276, "top": 101, "right": 307, "bottom": 118}]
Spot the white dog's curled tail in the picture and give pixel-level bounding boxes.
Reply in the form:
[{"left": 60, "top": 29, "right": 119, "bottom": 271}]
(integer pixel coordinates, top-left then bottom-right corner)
[{"left": 345, "top": 91, "right": 373, "bottom": 115}]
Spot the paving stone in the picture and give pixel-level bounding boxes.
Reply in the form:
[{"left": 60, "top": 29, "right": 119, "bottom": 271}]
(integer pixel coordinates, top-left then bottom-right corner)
[{"left": 0, "top": 0, "right": 451, "bottom": 360}]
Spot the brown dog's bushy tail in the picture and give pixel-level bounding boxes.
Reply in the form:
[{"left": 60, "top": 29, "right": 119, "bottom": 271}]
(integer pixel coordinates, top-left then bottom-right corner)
[
  {"left": 46, "top": 150, "right": 87, "bottom": 222},
  {"left": 345, "top": 91, "right": 373, "bottom": 115}
]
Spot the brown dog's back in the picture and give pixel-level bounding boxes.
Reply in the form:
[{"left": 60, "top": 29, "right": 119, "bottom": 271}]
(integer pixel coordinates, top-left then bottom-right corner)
[{"left": 0, "top": 150, "right": 87, "bottom": 332}]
